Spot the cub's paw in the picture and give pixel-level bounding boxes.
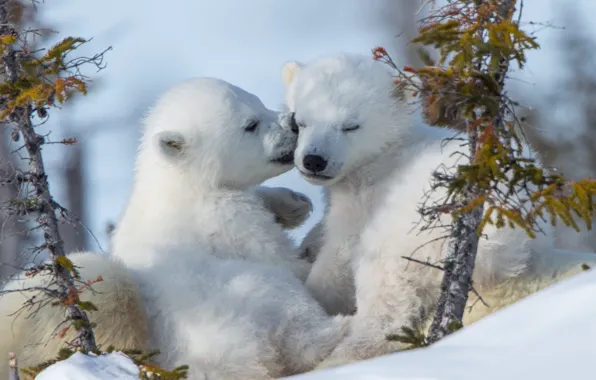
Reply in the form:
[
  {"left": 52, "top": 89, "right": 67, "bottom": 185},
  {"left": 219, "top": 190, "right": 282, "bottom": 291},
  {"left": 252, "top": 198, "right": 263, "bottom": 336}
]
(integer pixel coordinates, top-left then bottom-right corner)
[{"left": 258, "top": 186, "right": 313, "bottom": 229}]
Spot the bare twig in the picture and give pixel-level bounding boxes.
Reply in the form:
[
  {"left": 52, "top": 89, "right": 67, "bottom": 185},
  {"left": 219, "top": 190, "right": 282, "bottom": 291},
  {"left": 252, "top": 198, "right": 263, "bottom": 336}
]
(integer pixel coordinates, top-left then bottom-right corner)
[
  {"left": 401, "top": 256, "right": 444, "bottom": 271},
  {"left": 401, "top": 255, "right": 489, "bottom": 310}
]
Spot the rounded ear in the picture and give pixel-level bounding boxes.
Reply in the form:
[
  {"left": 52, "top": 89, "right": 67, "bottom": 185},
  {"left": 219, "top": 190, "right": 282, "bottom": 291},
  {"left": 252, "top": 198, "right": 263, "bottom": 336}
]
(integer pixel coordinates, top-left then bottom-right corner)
[
  {"left": 281, "top": 61, "right": 303, "bottom": 88},
  {"left": 154, "top": 131, "right": 186, "bottom": 158}
]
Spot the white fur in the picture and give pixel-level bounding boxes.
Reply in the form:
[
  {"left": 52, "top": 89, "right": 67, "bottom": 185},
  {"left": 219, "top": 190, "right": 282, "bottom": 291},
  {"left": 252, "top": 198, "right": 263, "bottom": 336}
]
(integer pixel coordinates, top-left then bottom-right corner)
[
  {"left": 282, "top": 54, "right": 596, "bottom": 365},
  {"left": 0, "top": 252, "right": 149, "bottom": 374},
  {"left": 297, "top": 188, "right": 329, "bottom": 263},
  {"left": 0, "top": 78, "right": 350, "bottom": 379},
  {"left": 0, "top": 187, "right": 315, "bottom": 377}
]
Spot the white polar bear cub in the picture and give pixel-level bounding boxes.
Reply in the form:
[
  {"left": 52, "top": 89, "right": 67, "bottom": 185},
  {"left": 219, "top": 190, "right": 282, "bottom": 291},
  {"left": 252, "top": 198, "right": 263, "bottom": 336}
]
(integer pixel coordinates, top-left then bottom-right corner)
[
  {"left": 282, "top": 53, "right": 596, "bottom": 364},
  {"left": 0, "top": 78, "right": 350, "bottom": 379},
  {"left": 0, "top": 187, "right": 314, "bottom": 377},
  {"left": 111, "top": 77, "right": 352, "bottom": 379}
]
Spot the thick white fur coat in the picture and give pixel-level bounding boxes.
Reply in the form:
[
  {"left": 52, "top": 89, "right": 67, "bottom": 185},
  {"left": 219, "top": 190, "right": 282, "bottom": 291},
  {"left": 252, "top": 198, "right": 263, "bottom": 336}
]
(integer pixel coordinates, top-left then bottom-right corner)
[
  {"left": 282, "top": 53, "right": 596, "bottom": 367},
  {"left": 0, "top": 252, "right": 149, "bottom": 372},
  {"left": 0, "top": 77, "right": 349, "bottom": 379}
]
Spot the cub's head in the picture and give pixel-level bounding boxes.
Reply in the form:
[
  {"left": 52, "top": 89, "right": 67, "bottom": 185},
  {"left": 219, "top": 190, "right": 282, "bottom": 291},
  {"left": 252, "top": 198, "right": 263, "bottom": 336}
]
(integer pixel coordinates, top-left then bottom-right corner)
[
  {"left": 140, "top": 77, "right": 297, "bottom": 189},
  {"left": 282, "top": 53, "right": 416, "bottom": 186}
]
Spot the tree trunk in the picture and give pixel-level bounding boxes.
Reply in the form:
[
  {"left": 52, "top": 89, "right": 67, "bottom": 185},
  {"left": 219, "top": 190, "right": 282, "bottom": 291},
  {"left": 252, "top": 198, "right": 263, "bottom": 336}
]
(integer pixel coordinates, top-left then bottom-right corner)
[
  {"left": 0, "top": 132, "right": 26, "bottom": 283},
  {"left": 11, "top": 107, "right": 97, "bottom": 351},
  {"left": 427, "top": 129, "right": 484, "bottom": 343},
  {"left": 0, "top": 0, "right": 97, "bottom": 352},
  {"left": 427, "top": 0, "right": 516, "bottom": 343}
]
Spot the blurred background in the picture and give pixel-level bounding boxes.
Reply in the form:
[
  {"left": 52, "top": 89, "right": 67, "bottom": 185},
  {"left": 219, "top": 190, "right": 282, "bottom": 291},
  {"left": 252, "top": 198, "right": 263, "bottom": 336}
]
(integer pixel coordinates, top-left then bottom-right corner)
[{"left": 1, "top": 0, "right": 595, "bottom": 280}]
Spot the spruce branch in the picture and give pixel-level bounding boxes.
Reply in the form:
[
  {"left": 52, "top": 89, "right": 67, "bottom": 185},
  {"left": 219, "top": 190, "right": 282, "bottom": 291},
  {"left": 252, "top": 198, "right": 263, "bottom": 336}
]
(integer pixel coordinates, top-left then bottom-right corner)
[
  {"left": 374, "top": 0, "right": 595, "bottom": 344},
  {"left": 0, "top": 0, "right": 111, "bottom": 353}
]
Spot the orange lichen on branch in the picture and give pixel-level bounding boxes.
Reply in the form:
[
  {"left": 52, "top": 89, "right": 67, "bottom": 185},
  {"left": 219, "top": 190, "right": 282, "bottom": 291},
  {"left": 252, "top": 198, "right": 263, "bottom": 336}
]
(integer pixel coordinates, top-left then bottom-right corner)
[
  {"left": 0, "top": 35, "right": 91, "bottom": 121},
  {"left": 60, "top": 137, "right": 79, "bottom": 145},
  {"left": 55, "top": 77, "right": 87, "bottom": 103},
  {"left": 372, "top": 46, "right": 388, "bottom": 60}
]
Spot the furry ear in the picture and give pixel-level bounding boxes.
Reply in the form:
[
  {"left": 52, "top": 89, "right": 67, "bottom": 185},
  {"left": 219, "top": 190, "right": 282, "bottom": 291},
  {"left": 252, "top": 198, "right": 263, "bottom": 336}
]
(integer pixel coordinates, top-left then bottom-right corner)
[
  {"left": 154, "top": 131, "right": 186, "bottom": 158},
  {"left": 282, "top": 61, "right": 303, "bottom": 88}
]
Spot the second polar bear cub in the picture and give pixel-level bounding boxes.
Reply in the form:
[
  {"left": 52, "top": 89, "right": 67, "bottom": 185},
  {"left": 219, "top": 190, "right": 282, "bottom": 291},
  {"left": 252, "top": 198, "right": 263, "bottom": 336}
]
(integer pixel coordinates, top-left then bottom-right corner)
[{"left": 282, "top": 53, "right": 596, "bottom": 365}]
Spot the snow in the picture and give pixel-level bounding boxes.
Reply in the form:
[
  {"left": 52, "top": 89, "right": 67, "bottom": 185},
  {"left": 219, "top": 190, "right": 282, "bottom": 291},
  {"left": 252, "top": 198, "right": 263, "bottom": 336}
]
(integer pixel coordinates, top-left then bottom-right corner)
[
  {"left": 282, "top": 269, "right": 596, "bottom": 380},
  {"left": 35, "top": 269, "right": 596, "bottom": 379},
  {"left": 35, "top": 352, "right": 139, "bottom": 380}
]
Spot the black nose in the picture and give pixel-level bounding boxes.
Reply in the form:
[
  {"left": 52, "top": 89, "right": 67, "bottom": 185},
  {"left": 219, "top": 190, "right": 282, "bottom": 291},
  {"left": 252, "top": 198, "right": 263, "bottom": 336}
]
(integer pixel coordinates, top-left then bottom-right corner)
[{"left": 303, "top": 154, "right": 327, "bottom": 172}]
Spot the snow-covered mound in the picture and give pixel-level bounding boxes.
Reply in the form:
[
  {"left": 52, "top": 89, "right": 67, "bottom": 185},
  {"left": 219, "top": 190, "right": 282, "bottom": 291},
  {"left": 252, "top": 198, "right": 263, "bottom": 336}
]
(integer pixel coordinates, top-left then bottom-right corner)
[
  {"left": 284, "top": 268, "right": 596, "bottom": 379},
  {"left": 36, "top": 352, "right": 138, "bottom": 380}
]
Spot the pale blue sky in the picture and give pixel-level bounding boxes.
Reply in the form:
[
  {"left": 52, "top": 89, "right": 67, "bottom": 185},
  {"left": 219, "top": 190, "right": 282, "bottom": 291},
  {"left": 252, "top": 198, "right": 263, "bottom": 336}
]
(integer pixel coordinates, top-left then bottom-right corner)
[{"left": 36, "top": 0, "right": 594, "bottom": 250}]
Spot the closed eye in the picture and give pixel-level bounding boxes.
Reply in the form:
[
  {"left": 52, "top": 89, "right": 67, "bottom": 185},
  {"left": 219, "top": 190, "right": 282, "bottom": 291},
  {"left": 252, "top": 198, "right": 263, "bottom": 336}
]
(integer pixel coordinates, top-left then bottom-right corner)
[
  {"left": 342, "top": 124, "right": 360, "bottom": 132},
  {"left": 289, "top": 112, "right": 306, "bottom": 133},
  {"left": 289, "top": 112, "right": 299, "bottom": 134},
  {"left": 244, "top": 120, "right": 259, "bottom": 132}
]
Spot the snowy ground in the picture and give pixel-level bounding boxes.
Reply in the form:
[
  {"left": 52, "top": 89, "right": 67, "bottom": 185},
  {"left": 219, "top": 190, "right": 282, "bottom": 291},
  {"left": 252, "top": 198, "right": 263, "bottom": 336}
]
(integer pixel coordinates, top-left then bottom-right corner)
[
  {"left": 284, "top": 268, "right": 596, "bottom": 380},
  {"left": 36, "top": 352, "right": 138, "bottom": 380},
  {"left": 36, "top": 268, "right": 596, "bottom": 379}
]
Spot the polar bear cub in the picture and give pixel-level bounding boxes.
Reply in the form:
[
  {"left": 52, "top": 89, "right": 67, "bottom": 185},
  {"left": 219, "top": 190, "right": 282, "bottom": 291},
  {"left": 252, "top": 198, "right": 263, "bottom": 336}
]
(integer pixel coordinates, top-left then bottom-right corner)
[
  {"left": 0, "top": 77, "right": 349, "bottom": 379},
  {"left": 0, "top": 186, "right": 315, "bottom": 377},
  {"left": 282, "top": 53, "right": 596, "bottom": 365}
]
